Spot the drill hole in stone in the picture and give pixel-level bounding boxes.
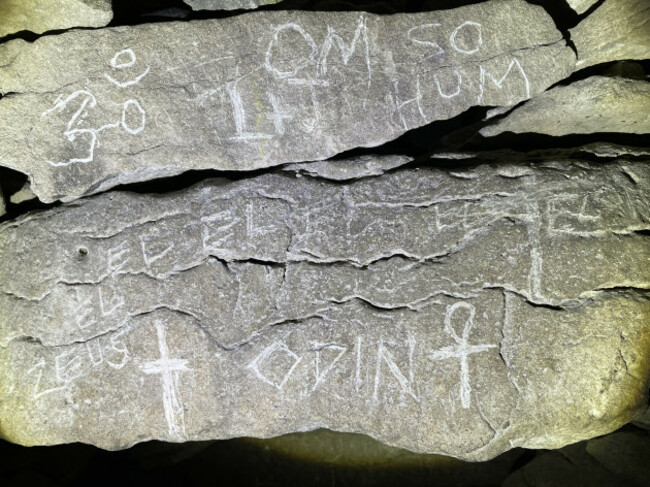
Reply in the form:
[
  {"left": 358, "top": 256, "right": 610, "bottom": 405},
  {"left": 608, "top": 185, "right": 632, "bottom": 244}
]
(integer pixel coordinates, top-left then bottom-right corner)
[{"left": 78, "top": 247, "right": 89, "bottom": 257}]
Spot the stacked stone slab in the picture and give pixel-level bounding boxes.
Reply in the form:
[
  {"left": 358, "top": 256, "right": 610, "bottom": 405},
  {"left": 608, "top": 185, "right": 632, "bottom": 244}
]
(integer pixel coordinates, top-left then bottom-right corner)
[
  {"left": 183, "top": 0, "right": 283, "bottom": 10},
  {"left": 0, "top": 159, "right": 648, "bottom": 458},
  {"left": 0, "top": 0, "right": 575, "bottom": 203},
  {"left": 0, "top": 0, "right": 113, "bottom": 38},
  {"left": 0, "top": 0, "right": 648, "bottom": 465},
  {"left": 480, "top": 77, "right": 650, "bottom": 137}
]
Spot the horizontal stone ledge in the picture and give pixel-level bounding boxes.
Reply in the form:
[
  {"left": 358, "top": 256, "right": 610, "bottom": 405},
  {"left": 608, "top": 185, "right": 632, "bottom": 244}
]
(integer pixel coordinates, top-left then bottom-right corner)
[
  {"left": 480, "top": 76, "right": 650, "bottom": 137},
  {"left": 183, "top": 0, "right": 283, "bottom": 11},
  {"left": 0, "top": 0, "right": 575, "bottom": 203},
  {"left": 0, "top": 0, "right": 113, "bottom": 39},
  {"left": 0, "top": 158, "right": 648, "bottom": 459},
  {"left": 570, "top": 0, "right": 650, "bottom": 71}
]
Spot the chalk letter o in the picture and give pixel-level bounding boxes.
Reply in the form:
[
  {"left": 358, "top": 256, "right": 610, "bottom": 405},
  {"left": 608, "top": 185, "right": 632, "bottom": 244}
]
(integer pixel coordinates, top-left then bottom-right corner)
[
  {"left": 265, "top": 23, "right": 318, "bottom": 79},
  {"left": 450, "top": 21, "right": 482, "bottom": 55}
]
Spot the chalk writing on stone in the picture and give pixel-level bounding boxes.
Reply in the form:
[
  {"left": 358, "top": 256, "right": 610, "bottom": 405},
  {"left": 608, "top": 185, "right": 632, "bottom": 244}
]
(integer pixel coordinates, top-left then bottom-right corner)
[{"left": 0, "top": 1, "right": 576, "bottom": 202}]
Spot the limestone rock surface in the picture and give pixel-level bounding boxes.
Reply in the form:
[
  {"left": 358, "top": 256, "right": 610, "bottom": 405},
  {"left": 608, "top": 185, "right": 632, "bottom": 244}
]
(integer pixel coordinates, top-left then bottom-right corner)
[
  {"left": 480, "top": 77, "right": 650, "bottom": 137},
  {"left": 183, "top": 0, "right": 282, "bottom": 10},
  {"left": 565, "top": 0, "right": 599, "bottom": 15},
  {"left": 0, "top": 159, "right": 648, "bottom": 459},
  {"left": 8, "top": 183, "right": 37, "bottom": 205},
  {"left": 0, "top": 0, "right": 575, "bottom": 203},
  {"left": 571, "top": 0, "right": 650, "bottom": 70},
  {"left": 0, "top": 0, "right": 113, "bottom": 38},
  {"left": 284, "top": 155, "right": 411, "bottom": 181}
]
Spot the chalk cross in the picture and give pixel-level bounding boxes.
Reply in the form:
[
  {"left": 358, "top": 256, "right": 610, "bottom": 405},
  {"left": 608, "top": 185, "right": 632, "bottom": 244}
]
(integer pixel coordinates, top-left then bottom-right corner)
[
  {"left": 141, "top": 322, "right": 189, "bottom": 440},
  {"left": 430, "top": 302, "right": 496, "bottom": 409}
]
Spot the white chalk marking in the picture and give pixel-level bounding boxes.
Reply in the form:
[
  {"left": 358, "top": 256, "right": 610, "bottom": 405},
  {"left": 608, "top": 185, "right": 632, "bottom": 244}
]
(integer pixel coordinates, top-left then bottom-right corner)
[
  {"left": 86, "top": 340, "right": 104, "bottom": 366},
  {"left": 267, "top": 92, "right": 293, "bottom": 136},
  {"left": 450, "top": 21, "right": 482, "bottom": 55},
  {"left": 28, "top": 359, "right": 68, "bottom": 400},
  {"left": 110, "top": 48, "right": 136, "bottom": 69},
  {"left": 318, "top": 15, "right": 372, "bottom": 98},
  {"left": 247, "top": 341, "right": 302, "bottom": 390},
  {"left": 434, "top": 70, "right": 463, "bottom": 99},
  {"left": 105, "top": 325, "right": 131, "bottom": 370},
  {"left": 225, "top": 80, "right": 273, "bottom": 142},
  {"left": 265, "top": 23, "right": 319, "bottom": 79},
  {"left": 104, "top": 68, "right": 150, "bottom": 88},
  {"left": 429, "top": 302, "right": 496, "bottom": 409},
  {"left": 477, "top": 58, "right": 530, "bottom": 104},
  {"left": 107, "top": 241, "right": 131, "bottom": 274},
  {"left": 355, "top": 336, "right": 363, "bottom": 393},
  {"left": 98, "top": 286, "right": 125, "bottom": 317},
  {"left": 140, "top": 234, "right": 175, "bottom": 267},
  {"left": 373, "top": 336, "right": 420, "bottom": 403},
  {"left": 407, "top": 23, "right": 444, "bottom": 57},
  {"left": 141, "top": 322, "right": 190, "bottom": 440},
  {"left": 394, "top": 75, "right": 427, "bottom": 130},
  {"left": 312, "top": 344, "right": 347, "bottom": 392},
  {"left": 121, "top": 99, "right": 146, "bottom": 135}
]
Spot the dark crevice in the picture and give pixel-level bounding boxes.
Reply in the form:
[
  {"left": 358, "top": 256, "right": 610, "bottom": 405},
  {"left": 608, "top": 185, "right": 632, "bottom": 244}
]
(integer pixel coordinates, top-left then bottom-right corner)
[
  {"left": 526, "top": 0, "right": 581, "bottom": 31},
  {"left": 580, "top": 0, "right": 606, "bottom": 19},
  {"left": 462, "top": 132, "right": 650, "bottom": 154}
]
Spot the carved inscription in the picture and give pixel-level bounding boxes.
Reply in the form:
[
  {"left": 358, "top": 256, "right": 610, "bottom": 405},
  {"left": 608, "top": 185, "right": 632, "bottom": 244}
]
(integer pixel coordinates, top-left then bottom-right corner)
[
  {"left": 28, "top": 327, "right": 130, "bottom": 400},
  {"left": 0, "top": 2, "right": 572, "bottom": 202},
  {"left": 41, "top": 48, "right": 149, "bottom": 167},
  {"left": 141, "top": 322, "right": 190, "bottom": 440},
  {"left": 244, "top": 301, "right": 500, "bottom": 409}
]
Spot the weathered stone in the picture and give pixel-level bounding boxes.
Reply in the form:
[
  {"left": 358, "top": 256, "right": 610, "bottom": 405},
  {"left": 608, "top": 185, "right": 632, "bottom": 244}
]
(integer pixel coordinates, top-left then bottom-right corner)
[
  {"left": 183, "top": 0, "right": 282, "bottom": 10},
  {"left": 0, "top": 0, "right": 113, "bottom": 38},
  {"left": 0, "top": 159, "right": 648, "bottom": 459},
  {"left": 480, "top": 77, "right": 650, "bottom": 137},
  {"left": 8, "top": 183, "right": 37, "bottom": 205},
  {"left": 0, "top": 0, "right": 575, "bottom": 203},
  {"left": 565, "top": 0, "right": 599, "bottom": 15},
  {"left": 284, "top": 155, "right": 411, "bottom": 181},
  {"left": 579, "top": 144, "right": 650, "bottom": 159},
  {"left": 571, "top": 0, "right": 650, "bottom": 70}
]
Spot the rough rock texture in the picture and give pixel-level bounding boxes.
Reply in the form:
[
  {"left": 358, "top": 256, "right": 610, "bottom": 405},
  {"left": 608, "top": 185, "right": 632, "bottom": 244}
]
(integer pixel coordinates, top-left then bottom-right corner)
[
  {"left": 284, "top": 155, "right": 412, "bottom": 181},
  {"left": 0, "top": 159, "right": 648, "bottom": 459},
  {"left": 184, "top": 0, "right": 282, "bottom": 11},
  {"left": 571, "top": 0, "right": 650, "bottom": 70},
  {"left": 0, "top": 0, "right": 113, "bottom": 38},
  {"left": 8, "top": 183, "right": 37, "bottom": 205},
  {"left": 0, "top": 0, "right": 575, "bottom": 203},
  {"left": 480, "top": 77, "right": 650, "bottom": 137},
  {"left": 579, "top": 144, "right": 650, "bottom": 159},
  {"left": 565, "top": 0, "right": 598, "bottom": 15}
]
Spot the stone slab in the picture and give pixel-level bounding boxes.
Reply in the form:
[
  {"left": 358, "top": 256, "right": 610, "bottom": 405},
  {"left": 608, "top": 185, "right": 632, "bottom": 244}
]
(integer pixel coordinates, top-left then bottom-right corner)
[
  {"left": 480, "top": 77, "right": 650, "bottom": 137},
  {"left": 0, "top": 159, "right": 648, "bottom": 459},
  {"left": 571, "top": 0, "right": 650, "bottom": 70},
  {"left": 284, "top": 155, "right": 411, "bottom": 181},
  {"left": 8, "top": 183, "right": 37, "bottom": 205},
  {"left": 0, "top": 0, "right": 113, "bottom": 38},
  {"left": 184, "top": 0, "right": 282, "bottom": 10},
  {"left": 566, "top": 0, "right": 598, "bottom": 15},
  {"left": 0, "top": 0, "right": 575, "bottom": 203}
]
